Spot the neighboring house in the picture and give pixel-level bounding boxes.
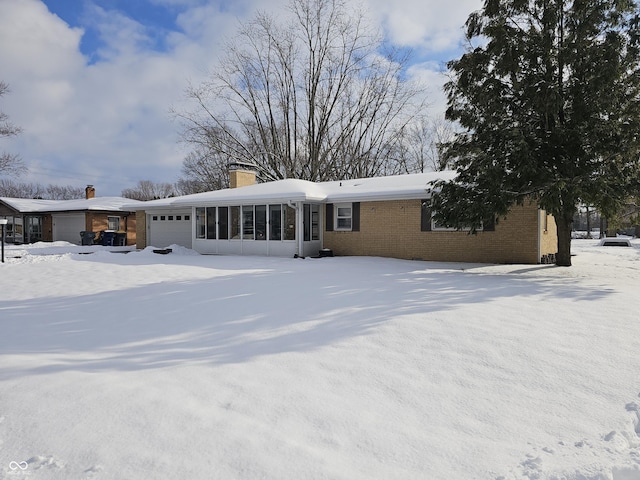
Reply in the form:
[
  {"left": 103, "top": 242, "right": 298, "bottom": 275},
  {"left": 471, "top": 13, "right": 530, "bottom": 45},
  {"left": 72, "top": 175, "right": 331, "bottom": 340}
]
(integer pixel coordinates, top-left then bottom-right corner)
[
  {"left": 130, "top": 170, "right": 558, "bottom": 264},
  {"left": 0, "top": 186, "right": 141, "bottom": 245}
]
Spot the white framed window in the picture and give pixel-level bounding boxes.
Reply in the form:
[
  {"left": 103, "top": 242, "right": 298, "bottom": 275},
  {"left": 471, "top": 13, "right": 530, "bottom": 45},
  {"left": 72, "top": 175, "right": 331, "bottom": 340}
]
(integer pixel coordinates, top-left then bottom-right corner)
[
  {"left": 432, "top": 218, "right": 456, "bottom": 231},
  {"left": 431, "top": 217, "right": 481, "bottom": 231},
  {"left": 335, "top": 203, "right": 352, "bottom": 231},
  {"left": 108, "top": 216, "right": 120, "bottom": 230},
  {"left": 422, "top": 200, "right": 492, "bottom": 233},
  {"left": 431, "top": 217, "right": 483, "bottom": 232}
]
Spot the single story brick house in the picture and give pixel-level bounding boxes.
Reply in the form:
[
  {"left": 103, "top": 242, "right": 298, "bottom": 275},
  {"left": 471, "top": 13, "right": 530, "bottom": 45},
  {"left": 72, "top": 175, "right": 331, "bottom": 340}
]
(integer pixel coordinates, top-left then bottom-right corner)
[
  {"left": 130, "top": 170, "right": 558, "bottom": 264},
  {"left": 0, "top": 186, "right": 141, "bottom": 245}
]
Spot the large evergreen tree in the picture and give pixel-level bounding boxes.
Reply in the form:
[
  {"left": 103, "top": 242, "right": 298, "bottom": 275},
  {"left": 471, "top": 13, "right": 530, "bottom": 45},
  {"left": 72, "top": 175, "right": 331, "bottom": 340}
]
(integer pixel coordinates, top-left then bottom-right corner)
[{"left": 431, "top": 0, "right": 640, "bottom": 266}]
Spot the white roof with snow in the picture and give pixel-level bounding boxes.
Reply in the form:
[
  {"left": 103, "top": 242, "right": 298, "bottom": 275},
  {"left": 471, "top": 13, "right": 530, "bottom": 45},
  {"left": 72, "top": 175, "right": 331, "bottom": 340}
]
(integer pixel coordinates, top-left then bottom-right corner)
[
  {"left": 125, "top": 171, "right": 457, "bottom": 210},
  {"left": 0, "top": 197, "right": 143, "bottom": 213}
]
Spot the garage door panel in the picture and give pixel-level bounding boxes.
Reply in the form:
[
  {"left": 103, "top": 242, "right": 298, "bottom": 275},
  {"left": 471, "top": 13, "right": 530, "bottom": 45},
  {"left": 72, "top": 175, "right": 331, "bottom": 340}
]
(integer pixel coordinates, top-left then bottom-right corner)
[
  {"left": 53, "top": 214, "right": 85, "bottom": 244},
  {"left": 148, "top": 211, "right": 192, "bottom": 249}
]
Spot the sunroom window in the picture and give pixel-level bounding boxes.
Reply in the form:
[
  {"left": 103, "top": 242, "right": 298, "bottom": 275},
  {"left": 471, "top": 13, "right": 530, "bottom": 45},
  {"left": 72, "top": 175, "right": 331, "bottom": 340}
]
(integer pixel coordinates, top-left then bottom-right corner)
[
  {"left": 196, "top": 207, "right": 205, "bottom": 238},
  {"left": 304, "top": 204, "right": 320, "bottom": 241},
  {"left": 206, "top": 207, "right": 216, "bottom": 239},
  {"left": 242, "top": 205, "right": 254, "bottom": 240}
]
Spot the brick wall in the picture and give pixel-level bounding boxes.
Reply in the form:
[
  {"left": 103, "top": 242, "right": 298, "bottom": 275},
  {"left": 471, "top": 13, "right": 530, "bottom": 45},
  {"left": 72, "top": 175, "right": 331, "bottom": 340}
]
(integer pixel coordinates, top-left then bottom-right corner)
[
  {"left": 125, "top": 214, "right": 137, "bottom": 246},
  {"left": 539, "top": 210, "right": 558, "bottom": 258},
  {"left": 323, "top": 199, "right": 553, "bottom": 264},
  {"left": 87, "top": 213, "right": 109, "bottom": 233},
  {"left": 229, "top": 170, "right": 256, "bottom": 189},
  {"left": 86, "top": 212, "right": 137, "bottom": 246},
  {"left": 136, "top": 210, "right": 147, "bottom": 249}
]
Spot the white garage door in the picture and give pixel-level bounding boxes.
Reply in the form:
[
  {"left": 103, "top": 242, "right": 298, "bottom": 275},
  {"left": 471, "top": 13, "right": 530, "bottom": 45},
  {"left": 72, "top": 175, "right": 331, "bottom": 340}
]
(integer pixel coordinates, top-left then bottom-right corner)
[
  {"left": 52, "top": 214, "right": 85, "bottom": 244},
  {"left": 148, "top": 210, "right": 192, "bottom": 249}
]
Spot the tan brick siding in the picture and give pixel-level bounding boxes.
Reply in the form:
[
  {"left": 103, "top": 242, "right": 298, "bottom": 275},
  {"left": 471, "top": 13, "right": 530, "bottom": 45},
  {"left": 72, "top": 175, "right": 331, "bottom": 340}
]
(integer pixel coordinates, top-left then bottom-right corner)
[
  {"left": 539, "top": 210, "right": 558, "bottom": 257},
  {"left": 323, "top": 199, "right": 554, "bottom": 264},
  {"left": 86, "top": 212, "right": 137, "bottom": 246},
  {"left": 125, "top": 214, "right": 137, "bottom": 246},
  {"left": 229, "top": 170, "right": 257, "bottom": 189},
  {"left": 136, "top": 210, "right": 147, "bottom": 249},
  {"left": 43, "top": 215, "right": 53, "bottom": 242}
]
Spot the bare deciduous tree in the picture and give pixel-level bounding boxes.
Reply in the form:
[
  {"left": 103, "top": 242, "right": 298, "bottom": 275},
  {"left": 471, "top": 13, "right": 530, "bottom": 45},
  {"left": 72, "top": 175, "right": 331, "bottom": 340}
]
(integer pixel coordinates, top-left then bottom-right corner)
[
  {"left": 0, "top": 179, "right": 41, "bottom": 198},
  {"left": 394, "top": 116, "right": 456, "bottom": 173},
  {"left": 45, "top": 184, "right": 85, "bottom": 199},
  {"left": 121, "top": 180, "right": 176, "bottom": 201},
  {"left": 0, "top": 81, "right": 26, "bottom": 178},
  {"left": 178, "top": 144, "right": 230, "bottom": 194},
  {"left": 175, "top": 0, "right": 425, "bottom": 184}
]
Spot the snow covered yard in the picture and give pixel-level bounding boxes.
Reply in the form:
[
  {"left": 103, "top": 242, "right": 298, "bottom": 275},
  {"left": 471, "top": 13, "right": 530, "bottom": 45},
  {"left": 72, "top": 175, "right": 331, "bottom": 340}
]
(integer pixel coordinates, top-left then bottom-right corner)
[{"left": 1, "top": 240, "right": 639, "bottom": 480}]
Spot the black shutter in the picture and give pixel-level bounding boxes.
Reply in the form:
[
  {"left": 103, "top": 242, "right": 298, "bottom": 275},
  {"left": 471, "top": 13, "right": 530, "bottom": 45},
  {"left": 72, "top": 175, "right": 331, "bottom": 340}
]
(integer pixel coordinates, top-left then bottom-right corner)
[
  {"left": 326, "top": 203, "right": 333, "bottom": 231},
  {"left": 421, "top": 200, "right": 432, "bottom": 232},
  {"left": 483, "top": 215, "right": 495, "bottom": 231},
  {"left": 352, "top": 202, "right": 360, "bottom": 231}
]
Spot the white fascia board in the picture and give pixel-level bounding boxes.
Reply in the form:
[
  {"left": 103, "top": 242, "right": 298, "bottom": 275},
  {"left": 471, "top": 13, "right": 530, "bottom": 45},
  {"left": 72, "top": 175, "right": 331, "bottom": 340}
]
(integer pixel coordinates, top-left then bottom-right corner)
[
  {"left": 122, "top": 199, "right": 176, "bottom": 210},
  {"left": 325, "top": 190, "right": 433, "bottom": 203},
  {"left": 141, "top": 206, "right": 191, "bottom": 213}
]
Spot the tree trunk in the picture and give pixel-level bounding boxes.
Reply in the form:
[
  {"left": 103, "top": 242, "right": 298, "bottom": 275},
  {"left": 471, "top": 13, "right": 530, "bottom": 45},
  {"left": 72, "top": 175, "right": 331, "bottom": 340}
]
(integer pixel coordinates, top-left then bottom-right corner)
[{"left": 556, "top": 213, "right": 573, "bottom": 267}]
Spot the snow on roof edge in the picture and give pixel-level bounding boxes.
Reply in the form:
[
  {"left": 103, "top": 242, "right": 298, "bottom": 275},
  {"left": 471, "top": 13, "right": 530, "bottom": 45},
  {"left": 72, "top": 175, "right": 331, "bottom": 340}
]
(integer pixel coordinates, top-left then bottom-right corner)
[
  {"left": 127, "top": 172, "right": 457, "bottom": 210},
  {"left": 0, "top": 196, "right": 143, "bottom": 213}
]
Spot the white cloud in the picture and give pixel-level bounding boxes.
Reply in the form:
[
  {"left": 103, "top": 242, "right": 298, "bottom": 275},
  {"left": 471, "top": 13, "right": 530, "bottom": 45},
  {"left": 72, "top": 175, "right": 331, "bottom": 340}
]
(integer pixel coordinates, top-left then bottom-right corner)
[
  {"left": 0, "top": 0, "right": 473, "bottom": 195},
  {"left": 0, "top": 0, "right": 211, "bottom": 193},
  {"left": 365, "top": 0, "right": 481, "bottom": 53},
  {"left": 83, "top": 4, "right": 154, "bottom": 61},
  {"left": 0, "top": 0, "right": 85, "bottom": 78}
]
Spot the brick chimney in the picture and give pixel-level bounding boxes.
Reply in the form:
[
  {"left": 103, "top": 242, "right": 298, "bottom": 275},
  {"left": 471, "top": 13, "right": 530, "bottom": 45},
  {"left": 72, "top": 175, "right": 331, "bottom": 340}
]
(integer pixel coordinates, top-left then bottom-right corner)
[
  {"left": 85, "top": 185, "right": 95, "bottom": 199},
  {"left": 229, "top": 166, "right": 257, "bottom": 189}
]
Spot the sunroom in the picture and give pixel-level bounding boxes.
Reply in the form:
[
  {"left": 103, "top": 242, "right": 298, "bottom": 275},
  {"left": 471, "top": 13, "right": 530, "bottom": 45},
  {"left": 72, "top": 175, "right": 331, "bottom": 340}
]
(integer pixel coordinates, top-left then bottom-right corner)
[
  {"left": 163, "top": 176, "right": 326, "bottom": 257},
  {"left": 191, "top": 201, "right": 321, "bottom": 257}
]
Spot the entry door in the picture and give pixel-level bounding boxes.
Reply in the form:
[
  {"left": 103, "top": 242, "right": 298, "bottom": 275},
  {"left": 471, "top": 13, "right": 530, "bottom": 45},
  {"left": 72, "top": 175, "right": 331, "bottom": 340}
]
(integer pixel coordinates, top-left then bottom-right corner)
[{"left": 25, "top": 216, "right": 44, "bottom": 243}]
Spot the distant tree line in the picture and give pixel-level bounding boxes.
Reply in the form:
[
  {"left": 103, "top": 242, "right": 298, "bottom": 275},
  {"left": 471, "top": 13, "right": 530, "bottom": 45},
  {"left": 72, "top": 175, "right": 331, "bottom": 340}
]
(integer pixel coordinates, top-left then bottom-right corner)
[
  {"left": 121, "top": 180, "right": 177, "bottom": 201},
  {"left": 0, "top": 179, "right": 84, "bottom": 199}
]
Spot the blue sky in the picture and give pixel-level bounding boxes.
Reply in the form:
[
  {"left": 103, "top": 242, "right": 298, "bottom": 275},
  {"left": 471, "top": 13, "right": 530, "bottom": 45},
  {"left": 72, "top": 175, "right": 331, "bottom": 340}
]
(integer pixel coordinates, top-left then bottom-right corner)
[
  {"left": 0, "top": 0, "right": 481, "bottom": 196},
  {"left": 44, "top": 1, "right": 186, "bottom": 62}
]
